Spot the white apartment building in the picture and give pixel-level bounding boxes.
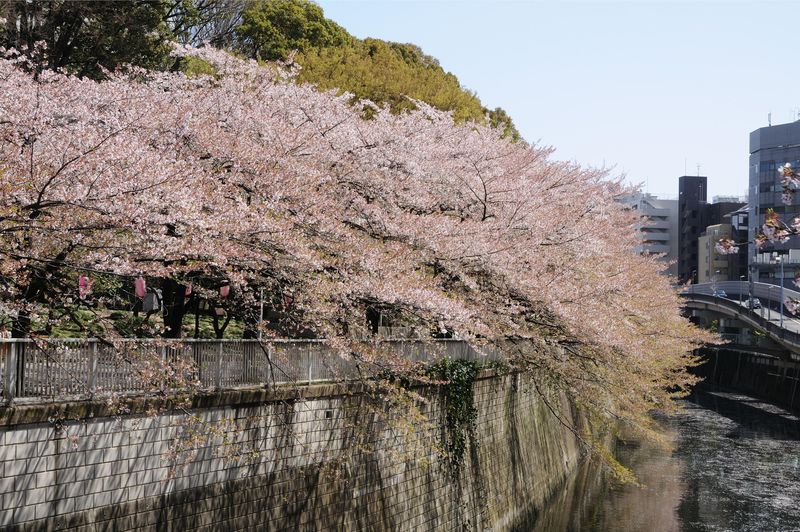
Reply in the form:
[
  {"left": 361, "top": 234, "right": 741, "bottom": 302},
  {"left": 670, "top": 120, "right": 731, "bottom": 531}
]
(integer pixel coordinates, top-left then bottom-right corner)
[{"left": 618, "top": 192, "right": 680, "bottom": 276}]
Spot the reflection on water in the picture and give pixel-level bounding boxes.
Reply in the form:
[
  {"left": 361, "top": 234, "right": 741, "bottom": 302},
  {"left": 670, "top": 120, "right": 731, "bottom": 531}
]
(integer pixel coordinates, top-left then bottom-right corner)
[{"left": 523, "top": 390, "right": 800, "bottom": 532}]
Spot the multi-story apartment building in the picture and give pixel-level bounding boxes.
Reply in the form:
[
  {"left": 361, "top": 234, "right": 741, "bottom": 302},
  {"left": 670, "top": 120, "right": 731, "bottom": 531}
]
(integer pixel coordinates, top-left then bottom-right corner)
[
  {"left": 698, "top": 224, "right": 733, "bottom": 283},
  {"left": 749, "top": 120, "right": 800, "bottom": 286},
  {"left": 678, "top": 175, "right": 745, "bottom": 283},
  {"left": 618, "top": 192, "right": 679, "bottom": 276}
]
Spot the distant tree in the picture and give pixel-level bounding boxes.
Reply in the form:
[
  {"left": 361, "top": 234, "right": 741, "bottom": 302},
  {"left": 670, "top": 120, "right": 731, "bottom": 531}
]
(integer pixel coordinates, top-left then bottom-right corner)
[
  {"left": 298, "top": 38, "right": 486, "bottom": 123},
  {"left": 232, "top": 1, "right": 517, "bottom": 136},
  {"left": 165, "top": 0, "right": 248, "bottom": 48},
  {"left": 486, "top": 106, "right": 521, "bottom": 142},
  {"left": 0, "top": 0, "right": 173, "bottom": 78},
  {"left": 236, "top": 0, "right": 352, "bottom": 61}
]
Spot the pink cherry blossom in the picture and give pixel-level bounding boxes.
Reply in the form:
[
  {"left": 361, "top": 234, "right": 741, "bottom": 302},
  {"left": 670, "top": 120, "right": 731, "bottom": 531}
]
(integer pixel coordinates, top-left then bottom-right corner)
[{"left": 715, "top": 238, "right": 739, "bottom": 255}]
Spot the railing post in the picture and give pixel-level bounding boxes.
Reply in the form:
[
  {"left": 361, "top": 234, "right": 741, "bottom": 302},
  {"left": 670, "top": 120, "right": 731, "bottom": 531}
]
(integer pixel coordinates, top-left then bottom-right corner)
[
  {"left": 88, "top": 340, "right": 98, "bottom": 396},
  {"left": 4, "top": 341, "right": 16, "bottom": 404},
  {"left": 241, "top": 340, "right": 248, "bottom": 384},
  {"left": 216, "top": 342, "right": 223, "bottom": 389},
  {"left": 265, "top": 342, "right": 273, "bottom": 385},
  {"left": 307, "top": 344, "right": 312, "bottom": 385},
  {"left": 159, "top": 345, "right": 168, "bottom": 393}
]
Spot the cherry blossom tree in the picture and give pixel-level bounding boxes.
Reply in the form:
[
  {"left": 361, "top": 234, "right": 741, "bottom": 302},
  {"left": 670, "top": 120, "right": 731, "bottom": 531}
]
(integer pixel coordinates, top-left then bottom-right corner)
[{"left": 0, "top": 44, "right": 710, "bottom": 445}]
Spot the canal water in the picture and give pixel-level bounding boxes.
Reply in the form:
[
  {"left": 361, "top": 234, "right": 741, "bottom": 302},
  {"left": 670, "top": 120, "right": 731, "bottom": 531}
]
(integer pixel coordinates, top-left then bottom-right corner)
[{"left": 526, "top": 389, "right": 800, "bottom": 532}]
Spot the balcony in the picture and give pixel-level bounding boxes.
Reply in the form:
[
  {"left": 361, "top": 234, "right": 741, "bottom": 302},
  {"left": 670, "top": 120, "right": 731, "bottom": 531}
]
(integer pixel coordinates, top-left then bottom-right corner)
[
  {"left": 641, "top": 243, "right": 670, "bottom": 254},
  {"left": 642, "top": 232, "right": 669, "bottom": 242},
  {"left": 644, "top": 219, "right": 670, "bottom": 230}
]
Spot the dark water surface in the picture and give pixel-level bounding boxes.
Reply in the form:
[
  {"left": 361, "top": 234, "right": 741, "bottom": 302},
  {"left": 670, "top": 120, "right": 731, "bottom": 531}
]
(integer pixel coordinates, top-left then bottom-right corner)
[{"left": 525, "top": 390, "right": 800, "bottom": 532}]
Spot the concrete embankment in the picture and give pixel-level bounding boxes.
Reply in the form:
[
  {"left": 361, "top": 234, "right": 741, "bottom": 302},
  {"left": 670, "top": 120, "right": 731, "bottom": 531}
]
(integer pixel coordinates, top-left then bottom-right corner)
[
  {"left": 0, "top": 370, "right": 592, "bottom": 531},
  {"left": 695, "top": 346, "right": 800, "bottom": 411}
]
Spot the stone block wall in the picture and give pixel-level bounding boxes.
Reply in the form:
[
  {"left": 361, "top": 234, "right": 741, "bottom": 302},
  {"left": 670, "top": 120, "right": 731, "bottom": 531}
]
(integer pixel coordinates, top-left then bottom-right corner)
[{"left": 0, "top": 371, "right": 588, "bottom": 531}]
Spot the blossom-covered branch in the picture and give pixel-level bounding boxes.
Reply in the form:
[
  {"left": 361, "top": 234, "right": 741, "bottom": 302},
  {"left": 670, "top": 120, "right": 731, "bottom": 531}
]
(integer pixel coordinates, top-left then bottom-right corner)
[{"left": 717, "top": 162, "right": 800, "bottom": 314}]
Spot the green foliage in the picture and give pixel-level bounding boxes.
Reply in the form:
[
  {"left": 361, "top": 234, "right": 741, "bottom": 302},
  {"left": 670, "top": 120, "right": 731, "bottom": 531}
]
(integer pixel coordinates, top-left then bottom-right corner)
[
  {"left": 425, "top": 358, "right": 479, "bottom": 474},
  {"left": 182, "top": 313, "right": 244, "bottom": 339},
  {"left": 111, "top": 313, "right": 157, "bottom": 338},
  {"left": 104, "top": 311, "right": 245, "bottom": 339},
  {"left": 176, "top": 55, "right": 219, "bottom": 78},
  {"left": 298, "top": 39, "right": 485, "bottom": 123},
  {"left": 47, "top": 308, "right": 104, "bottom": 338},
  {"left": 237, "top": 0, "right": 352, "bottom": 61},
  {"left": 237, "top": 0, "right": 521, "bottom": 138},
  {"left": 486, "top": 106, "right": 521, "bottom": 142},
  {"left": 1, "top": 0, "right": 173, "bottom": 78}
]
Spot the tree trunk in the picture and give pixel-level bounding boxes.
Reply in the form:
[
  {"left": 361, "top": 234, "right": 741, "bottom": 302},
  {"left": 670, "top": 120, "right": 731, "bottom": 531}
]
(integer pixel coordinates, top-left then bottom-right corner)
[
  {"left": 161, "top": 279, "right": 186, "bottom": 338},
  {"left": 212, "top": 308, "right": 232, "bottom": 339},
  {"left": 11, "top": 308, "right": 31, "bottom": 339},
  {"left": 194, "top": 300, "right": 201, "bottom": 339}
]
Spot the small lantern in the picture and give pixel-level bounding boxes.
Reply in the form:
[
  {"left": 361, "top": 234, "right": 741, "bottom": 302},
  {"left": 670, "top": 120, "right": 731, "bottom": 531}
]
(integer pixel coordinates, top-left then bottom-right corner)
[
  {"left": 219, "top": 282, "right": 230, "bottom": 299},
  {"left": 78, "top": 275, "right": 92, "bottom": 300},
  {"left": 134, "top": 277, "right": 146, "bottom": 299}
]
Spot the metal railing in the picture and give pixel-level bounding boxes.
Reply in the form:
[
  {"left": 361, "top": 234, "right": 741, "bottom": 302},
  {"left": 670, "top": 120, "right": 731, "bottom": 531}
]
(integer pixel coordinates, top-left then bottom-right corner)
[
  {"left": 682, "top": 293, "right": 800, "bottom": 352},
  {"left": 0, "top": 338, "right": 502, "bottom": 403},
  {"left": 685, "top": 281, "right": 800, "bottom": 304}
]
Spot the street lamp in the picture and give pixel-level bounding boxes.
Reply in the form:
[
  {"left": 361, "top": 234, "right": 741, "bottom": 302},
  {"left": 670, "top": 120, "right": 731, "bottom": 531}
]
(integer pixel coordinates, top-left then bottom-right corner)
[{"left": 775, "top": 255, "right": 785, "bottom": 328}]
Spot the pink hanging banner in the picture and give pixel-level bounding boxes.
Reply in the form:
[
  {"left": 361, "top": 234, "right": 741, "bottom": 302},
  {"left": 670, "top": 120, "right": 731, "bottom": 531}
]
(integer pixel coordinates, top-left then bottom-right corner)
[{"left": 135, "top": 277, "right": 147, "bottom": 299}]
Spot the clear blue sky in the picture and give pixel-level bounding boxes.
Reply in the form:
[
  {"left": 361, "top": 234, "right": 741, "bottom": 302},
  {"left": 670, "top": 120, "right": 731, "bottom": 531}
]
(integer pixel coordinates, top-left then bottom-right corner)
[{"left": 317, "top": 0, "right": 800, "bottom": 200}]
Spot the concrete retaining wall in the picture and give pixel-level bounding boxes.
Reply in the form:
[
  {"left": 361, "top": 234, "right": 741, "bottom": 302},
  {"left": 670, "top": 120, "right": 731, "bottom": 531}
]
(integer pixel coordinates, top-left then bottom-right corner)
[
  {"left": 697, "top": 347, "right": 800, "bottom": 410},
  {"left": 0, "top": 371, "right": 588, "bottom": 531}
]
